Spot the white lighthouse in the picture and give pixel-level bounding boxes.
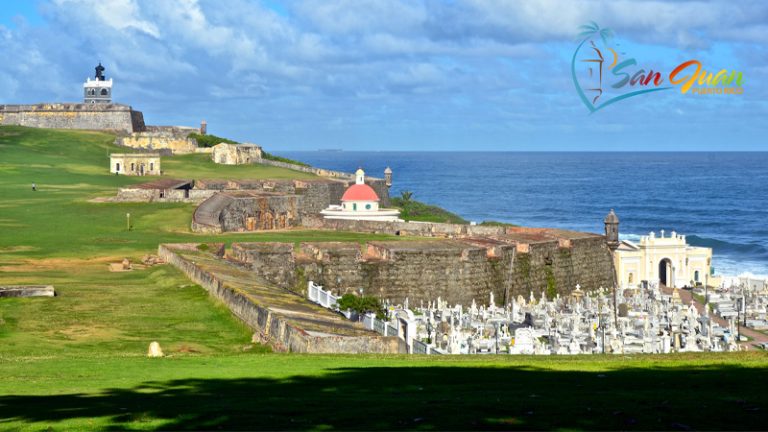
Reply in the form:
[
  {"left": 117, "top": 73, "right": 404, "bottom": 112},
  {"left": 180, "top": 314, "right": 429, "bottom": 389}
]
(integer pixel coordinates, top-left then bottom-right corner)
[{"left": 84, "top": 63, "right": 112, "bottom": 104}]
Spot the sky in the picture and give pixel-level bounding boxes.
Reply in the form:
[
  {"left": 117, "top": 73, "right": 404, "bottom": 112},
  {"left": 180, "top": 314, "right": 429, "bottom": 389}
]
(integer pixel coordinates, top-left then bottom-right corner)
[{"left": 0, "top": 0, "right": 766, "bottom": 151}]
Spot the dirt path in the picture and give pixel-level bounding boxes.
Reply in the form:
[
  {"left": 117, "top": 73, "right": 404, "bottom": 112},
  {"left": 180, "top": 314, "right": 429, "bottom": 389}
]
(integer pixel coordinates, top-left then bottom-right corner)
[{"left": 661, "top": 286, "right": 768, "bottom": 347}]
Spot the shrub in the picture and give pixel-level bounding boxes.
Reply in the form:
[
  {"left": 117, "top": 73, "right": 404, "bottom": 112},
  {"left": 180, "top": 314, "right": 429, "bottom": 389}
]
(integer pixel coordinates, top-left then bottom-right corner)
[
  {"left": 337, "top": 294, "right": 385, "bottom": 319},
  {"left": 188, "top": 132, "right": 237, "bottom": 148}
]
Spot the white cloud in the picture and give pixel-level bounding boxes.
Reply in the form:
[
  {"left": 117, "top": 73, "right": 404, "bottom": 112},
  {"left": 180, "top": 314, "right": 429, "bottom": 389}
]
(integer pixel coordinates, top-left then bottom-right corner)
[{"left": 0, "top": 0, "right": 764, "bottom": 149}]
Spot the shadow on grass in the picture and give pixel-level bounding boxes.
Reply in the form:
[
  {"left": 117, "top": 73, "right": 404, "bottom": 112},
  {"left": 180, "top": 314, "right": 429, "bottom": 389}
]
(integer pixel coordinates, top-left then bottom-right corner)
[{"left": 1, "top": 363, "right": 766, "bottom": 430}]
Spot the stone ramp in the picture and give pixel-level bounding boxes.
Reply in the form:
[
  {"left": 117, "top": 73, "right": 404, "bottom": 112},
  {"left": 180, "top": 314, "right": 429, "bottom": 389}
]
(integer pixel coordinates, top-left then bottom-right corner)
[
  {"left": 192, "top": 193, "right": 233, "bottom": 231},
  {"left": 159, "top": 244, "right": 403, "bottom": 353}
]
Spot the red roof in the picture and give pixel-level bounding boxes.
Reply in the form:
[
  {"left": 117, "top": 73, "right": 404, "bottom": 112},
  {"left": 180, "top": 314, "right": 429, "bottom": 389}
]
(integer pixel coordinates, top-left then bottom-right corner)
[{"left": 341, "top": 184, "right": 380, "bottom": 202}]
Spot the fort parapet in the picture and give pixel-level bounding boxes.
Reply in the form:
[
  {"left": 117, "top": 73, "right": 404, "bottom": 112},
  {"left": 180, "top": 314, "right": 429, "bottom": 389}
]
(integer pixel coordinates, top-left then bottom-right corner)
[
  {"left": 0, "top": 103, "right": 144, "bottom": 133},
  {"left": 230, "top": 230, "right": 616, "bottom": 306}
]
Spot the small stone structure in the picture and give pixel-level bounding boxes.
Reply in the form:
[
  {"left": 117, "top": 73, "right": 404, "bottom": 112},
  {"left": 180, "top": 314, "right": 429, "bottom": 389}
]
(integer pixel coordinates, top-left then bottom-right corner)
[
  {"left": 110, "top": 153, "right": 161, "bottom": 176},
  {"left": 147, "top": 341, "right": 164, "bottom": 357},
  {"left": 0, "top": 285, "right": 55, "bottom": 297},
  {"left": 192, "top": 191, "right": 301, "bottom": 233},
  {"left": 211, "top": 143, "right": 263, "bottom": 165},
  {"left": 111, "top": 179, "right": 211, "bottom": 202}
]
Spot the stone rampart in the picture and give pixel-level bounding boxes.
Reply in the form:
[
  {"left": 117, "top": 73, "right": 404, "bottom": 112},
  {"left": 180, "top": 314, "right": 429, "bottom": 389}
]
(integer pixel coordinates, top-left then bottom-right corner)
[
  {"left": 190, "top": 179, "right": 391, "bottom": 233},
  {"left": 0, "top": 103, "right": 144, "bottom": 133},
  {"left": 117, "top": 126, "right": 200, "bottom": 154},
  {"left": 300, "top": 214, "right": 506, "bottom": 237},
  {"left": 230, "top": 234, "right": 615, "bottom": 306},
  {"left": 158, "top": 243, "right": 403, "bottom": 353}
]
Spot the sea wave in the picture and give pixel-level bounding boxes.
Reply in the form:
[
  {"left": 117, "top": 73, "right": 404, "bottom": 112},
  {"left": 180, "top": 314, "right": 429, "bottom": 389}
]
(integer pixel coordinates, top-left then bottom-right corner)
[{"left": 686, "top": 235, "right": 768, "bottom": 260}]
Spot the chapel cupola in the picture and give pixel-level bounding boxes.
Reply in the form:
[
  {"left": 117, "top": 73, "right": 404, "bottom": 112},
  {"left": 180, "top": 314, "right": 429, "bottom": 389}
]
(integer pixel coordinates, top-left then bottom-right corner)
[
  {"left": 355, "top": 167, "right": 365, "bottom": 185},
  {"left": 84, "top": 62, "right": 113, "bottom": 104}
]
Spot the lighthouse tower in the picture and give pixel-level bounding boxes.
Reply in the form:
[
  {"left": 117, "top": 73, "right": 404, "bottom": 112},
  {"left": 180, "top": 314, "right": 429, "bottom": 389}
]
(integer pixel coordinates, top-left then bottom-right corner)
[{"left": 84, "top": 63, "right": 113, "bottom": 104}]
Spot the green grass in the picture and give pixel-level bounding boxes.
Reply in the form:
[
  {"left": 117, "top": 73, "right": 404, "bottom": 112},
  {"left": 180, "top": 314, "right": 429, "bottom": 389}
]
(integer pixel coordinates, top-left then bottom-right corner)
[
  {"left": 391, "top": 197, "right": 468, "bottom": 224},
  {"left": 187, "top": 132, "right": 237, "bottom": 147},
  {"left": 0, "top": 353, "right": 766, "bottom": 430},
  {"left": 187, "top": 131, "right": 310, "bottom": 166},
  {"left": 479, "top": 220, "right": 520, "bottom": 227},
  {"left": 2, "top": 126, "right": 768, "bottom": 431},
  {"left": 163, "top": 152, "right": 316, "bottom": 180}
]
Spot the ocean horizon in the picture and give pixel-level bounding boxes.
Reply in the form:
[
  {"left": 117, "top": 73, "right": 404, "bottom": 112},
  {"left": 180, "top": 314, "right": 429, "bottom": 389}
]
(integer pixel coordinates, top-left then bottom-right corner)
[{"left": 280, "top": 151, "right": 768, "bottom": 278}]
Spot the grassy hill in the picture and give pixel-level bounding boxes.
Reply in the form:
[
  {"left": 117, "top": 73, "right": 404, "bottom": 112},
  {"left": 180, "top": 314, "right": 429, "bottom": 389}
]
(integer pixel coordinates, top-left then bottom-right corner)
[{"left": 1, "top": 126, "right": 767, "bottom": 430}]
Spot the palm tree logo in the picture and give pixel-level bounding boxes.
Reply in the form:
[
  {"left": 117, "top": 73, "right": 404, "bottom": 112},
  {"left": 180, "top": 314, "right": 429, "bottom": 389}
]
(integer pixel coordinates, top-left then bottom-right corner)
[{"left": 572, "top": 22, "right": 671, "bottom": 113}]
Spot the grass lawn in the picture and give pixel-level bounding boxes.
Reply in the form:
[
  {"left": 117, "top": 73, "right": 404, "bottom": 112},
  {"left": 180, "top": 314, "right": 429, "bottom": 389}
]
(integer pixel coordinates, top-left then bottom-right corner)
[
  {"left": 2, "top": 126, "right": 768, "bottom": 430},
  {"left": 0, "top": 353, "right": 766, "bottom": 430}
]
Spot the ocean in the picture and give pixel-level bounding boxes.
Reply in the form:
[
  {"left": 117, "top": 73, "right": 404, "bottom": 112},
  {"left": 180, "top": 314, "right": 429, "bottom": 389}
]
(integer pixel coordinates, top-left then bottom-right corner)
[{"left": 280, "top": 151, "right": 768, "bottom": 277}]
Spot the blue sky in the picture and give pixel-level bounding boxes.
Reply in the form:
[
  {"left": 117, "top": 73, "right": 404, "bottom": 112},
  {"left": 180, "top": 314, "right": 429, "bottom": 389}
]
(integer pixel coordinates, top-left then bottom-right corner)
[{"left": 0, "top": 0, "right": 766, "bottom": 151}]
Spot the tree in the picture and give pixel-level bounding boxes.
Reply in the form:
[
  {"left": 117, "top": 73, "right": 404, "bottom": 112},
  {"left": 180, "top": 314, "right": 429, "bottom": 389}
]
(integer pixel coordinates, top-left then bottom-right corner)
[{"left": 400, "top": 190, "right": 413, "bottom": 205}]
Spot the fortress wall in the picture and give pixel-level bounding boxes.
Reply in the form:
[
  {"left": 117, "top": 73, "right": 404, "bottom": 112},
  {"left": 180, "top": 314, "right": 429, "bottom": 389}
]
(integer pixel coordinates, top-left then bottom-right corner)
[
  {"left": 0, "top": 103, "right": 141, "bottom": 133},
  {"left": 257, "top": 159, "right": 391, "bottom": 205},
  {"left": 230, "top": 236, "right": 614, "bottom": 306},
  {"left": 218, "top": 195, "right": 301, "bottom": 232},
  {"left": 159, "top": 244, "right": 401, "bottom": 353},
  {"left": 117, "top": 131, "right": 198, "bottom": 154},
  {"left": 113, "top": 187, "right": 214, "bottom": 203},
  {"left": 231, "top": 243, "right": 297, "bottom": 287},
  {"left": 296, "top": 181, "right": 349, "bottom": 213},
  {"left": 300, "top": 214, "right": 507, "bottom": 238}
]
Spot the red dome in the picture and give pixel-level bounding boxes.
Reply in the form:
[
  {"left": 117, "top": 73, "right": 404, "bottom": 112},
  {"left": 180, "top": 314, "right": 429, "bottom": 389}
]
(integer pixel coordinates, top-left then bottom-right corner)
[{"left": 341, "top": 184, "right": 380, "bottom": 202}]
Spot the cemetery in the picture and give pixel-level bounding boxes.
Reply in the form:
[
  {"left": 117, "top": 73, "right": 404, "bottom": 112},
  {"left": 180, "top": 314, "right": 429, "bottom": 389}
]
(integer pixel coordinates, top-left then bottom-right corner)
[{"left": 310, "top": 280, "right": 758, "bottom": 356}]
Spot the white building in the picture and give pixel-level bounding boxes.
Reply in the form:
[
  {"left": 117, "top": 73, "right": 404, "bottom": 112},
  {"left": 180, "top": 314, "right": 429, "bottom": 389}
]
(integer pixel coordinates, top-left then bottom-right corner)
[
  {"left": 321, "top": 168, "right": 401, "bottom": 222},
  {"left": 614, "top": 230, "right": 712, "bottom": 289}
]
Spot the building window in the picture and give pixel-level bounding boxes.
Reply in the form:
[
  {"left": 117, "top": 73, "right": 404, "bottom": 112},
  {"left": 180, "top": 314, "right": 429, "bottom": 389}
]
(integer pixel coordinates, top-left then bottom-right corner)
[
  {"left": 628, "top": 273, "right": 634, "bottom": 284},
  {"left": 115, "top": 163, "right": 120, "bottom": 172},
  {"left": 101, "top": 89, "right": 109, "bottom": 96},
  {"left": 150, "top": 162, "right": 154, "bottom": 172},
  {"left": 131, "top": 163, "right": 135, "bottom": 171},
  {"left": 694, "top": 270, "right": 700, "bottom": 283},
  {"left": 353, "top": 203, "right": 357, "bottom": 211},
  {"left": 365, "top": 204, "right": 371, "bottom": 210}
]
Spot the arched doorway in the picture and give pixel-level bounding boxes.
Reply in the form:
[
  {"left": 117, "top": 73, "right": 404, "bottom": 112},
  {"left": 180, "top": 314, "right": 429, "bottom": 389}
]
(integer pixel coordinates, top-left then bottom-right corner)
[{"left": 659, "top": 258, "right": 673, "bottom": 287}]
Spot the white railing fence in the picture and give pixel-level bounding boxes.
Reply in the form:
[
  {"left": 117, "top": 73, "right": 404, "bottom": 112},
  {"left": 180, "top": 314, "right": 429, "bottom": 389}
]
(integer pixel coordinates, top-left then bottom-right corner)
[{"left": 307, "top": 281, "right": 441, "bottom": 354}]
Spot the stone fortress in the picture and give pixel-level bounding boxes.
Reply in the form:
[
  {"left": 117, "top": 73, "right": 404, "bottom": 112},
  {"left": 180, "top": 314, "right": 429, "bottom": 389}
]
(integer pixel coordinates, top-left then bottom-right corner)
[
  {"left": 0, "top": 64, "right": 145, "bottom": 133},
  {"left": 5, "top": 64, "right": 716, "bottom": 353}
]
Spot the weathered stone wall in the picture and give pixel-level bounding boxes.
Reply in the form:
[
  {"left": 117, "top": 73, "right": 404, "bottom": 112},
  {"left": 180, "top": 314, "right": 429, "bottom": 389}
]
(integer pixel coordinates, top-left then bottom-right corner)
[
  {"left": 301, "top": 214, "right": 507, "bottom": 237},
  {"left": 509, "top": 237, "right": 615, "bottom": 300},
  {"left": 0, "top": 103, "right": 143, "bottom": 133},
  {"left": 190, "top": 180, "right": 392, "bottom": 233},
  {"left": 117, "top": 127, "right": 199, "bottom": 154},
  {"left": 0, "top": 285, "right": 55, "bottom": 297},
  {"left": 211, "top": 143, "right": 263, "bottom": 165},
  {"left": 257, "top": 160, "right": 391, "bottom": 206},
  {"left": 231, "top": 243, "right": 297, "bottom": 288},
  {"left": 230, "top": 236, "right": 615, "bottom": 306},
  {"left": 219, "top": 194, "right": 301, "bottom": 232},
  {"left": 191, "top": 192, "right": 302, "bottom": 233},
  {"left": 114, "top": 187, "right": 215, "bottom": 203},
  {"left": 158, "top": 244, "right": 402, "bottom": 353}
]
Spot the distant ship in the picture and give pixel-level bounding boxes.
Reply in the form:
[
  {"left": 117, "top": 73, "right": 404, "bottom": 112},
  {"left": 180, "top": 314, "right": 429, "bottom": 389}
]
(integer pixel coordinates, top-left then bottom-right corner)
[{"left": 318, "top": 148, "right": 343, "bottom": 152}]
